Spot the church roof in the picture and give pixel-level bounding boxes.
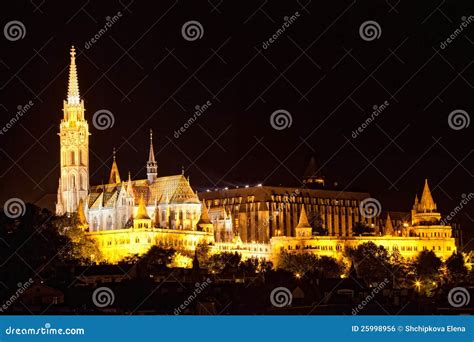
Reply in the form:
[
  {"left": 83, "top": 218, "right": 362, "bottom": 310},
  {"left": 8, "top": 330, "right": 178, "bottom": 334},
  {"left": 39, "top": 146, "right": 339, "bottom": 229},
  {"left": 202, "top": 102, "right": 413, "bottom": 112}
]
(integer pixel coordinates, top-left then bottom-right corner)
[
  {"left": 88, "top": 174, "right": 199, "bottom": 209},
  {"left": 199, "top": 186, "right": 370, "bottom": 203}
]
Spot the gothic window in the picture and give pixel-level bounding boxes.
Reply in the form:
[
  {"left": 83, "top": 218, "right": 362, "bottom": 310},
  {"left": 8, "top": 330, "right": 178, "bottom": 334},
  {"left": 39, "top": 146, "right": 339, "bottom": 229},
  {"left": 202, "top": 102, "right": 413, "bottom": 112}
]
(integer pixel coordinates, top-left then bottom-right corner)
[
  {"left": 70, "top": 151, "right": 75, "bottom": 165},
  {"left": 106, "top": 215, "right": 113, "bottom": 230},
  {"left": 70, "top": 174, "right": 76, "bottom": 189}
]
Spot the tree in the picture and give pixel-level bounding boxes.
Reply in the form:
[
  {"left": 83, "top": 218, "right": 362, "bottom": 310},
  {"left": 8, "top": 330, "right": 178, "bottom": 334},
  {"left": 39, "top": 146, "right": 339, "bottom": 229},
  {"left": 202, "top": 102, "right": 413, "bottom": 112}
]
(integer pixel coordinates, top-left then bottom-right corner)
[
  {"left": 414, "top": 250, "right": 442, "bottom": 280},
  {"left": 315, "top": 256, "right": 344, "bottom": 278},
  {"left": 278, "top": 251, "right": 318, "bottom": 276},
  {"left": 346, "top": 242, "right": 391, "bottom": 283},
  {"left": 139, "top": 246, "right": 175, "bottom": 272},
  {"left": 195, "top": 241, "right": 211, "bottom": 268},
  {"left": 445, "top": 252, "right": 467, "bottom": 284},
  {"left": 62, "top": 225, "right": 102, "bottom": 264},
  {"left": 208, "top": 252, "right": 241, "bottom": 273},
  {"left": 389, "top": 249, "right": 414, "bottom": 289}
]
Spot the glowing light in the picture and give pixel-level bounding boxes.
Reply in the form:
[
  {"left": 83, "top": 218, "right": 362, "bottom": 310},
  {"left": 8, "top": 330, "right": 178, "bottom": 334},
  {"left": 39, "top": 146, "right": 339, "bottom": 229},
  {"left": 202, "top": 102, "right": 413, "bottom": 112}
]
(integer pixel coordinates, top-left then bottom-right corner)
[
  {"left": 295, "top": 273, "right": 301, "bottom": 279},
  {"left": 257, "top": 183, "right": 262, "bottom": 187},
  {"left": 245, "top": 185, "right": 249, "bottom": 188}
]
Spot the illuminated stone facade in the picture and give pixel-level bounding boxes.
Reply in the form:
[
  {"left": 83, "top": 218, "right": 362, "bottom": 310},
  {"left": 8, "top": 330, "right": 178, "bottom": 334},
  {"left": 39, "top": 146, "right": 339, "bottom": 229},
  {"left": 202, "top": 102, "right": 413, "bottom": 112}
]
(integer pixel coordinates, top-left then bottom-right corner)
[{"left": 55, "top": 47, "right": 457, "bottom": 264}]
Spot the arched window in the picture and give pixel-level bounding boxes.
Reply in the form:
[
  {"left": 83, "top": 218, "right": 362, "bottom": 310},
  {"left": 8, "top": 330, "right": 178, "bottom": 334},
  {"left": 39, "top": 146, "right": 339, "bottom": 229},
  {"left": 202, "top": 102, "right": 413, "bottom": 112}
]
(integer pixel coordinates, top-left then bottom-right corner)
[
  {"left": 107, "top": 215, "right": 113, "bottom": 230},
  {"left": 70, "top": 151, "right": 75, "bottom": 165},
  {"left": 70, "top": 174, "right": 76, "bottom": 188}
]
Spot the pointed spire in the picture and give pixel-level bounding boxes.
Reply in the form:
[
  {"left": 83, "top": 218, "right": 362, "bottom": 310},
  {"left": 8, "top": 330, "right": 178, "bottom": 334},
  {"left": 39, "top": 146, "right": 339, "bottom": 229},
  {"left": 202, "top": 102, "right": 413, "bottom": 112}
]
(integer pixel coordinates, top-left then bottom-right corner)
[
  {"left": 384, "top": 213, "right": 394, "bottom": 236},
  {"left": 126, "top": 171, "right": 133, "bottom": 195},
  {"left": 108, "top": 148, "right": 121, "bottom": 184},
  {"left": 148, "top": 129, "right": 156, "bottom": 163},
  {"left": 146, "top": 129, "right": 158, "bottom": 183},
  {"left": 135, "top": 195, "right": 150, "bottom": 220},
  {"left": 198, "top": 200, "right": 211, "bottom": 224},
  {"left": 296, "top": 205, "right": 311, "bottom": 229},
  {"left": 419, "top": 179, "right": 436, "bottom": 212},
  {"left": 67, "top": 46, "right": 80, "bottom": 105},
  {"left": 413, "top": 194, "right": 419, "bottom": 209}
]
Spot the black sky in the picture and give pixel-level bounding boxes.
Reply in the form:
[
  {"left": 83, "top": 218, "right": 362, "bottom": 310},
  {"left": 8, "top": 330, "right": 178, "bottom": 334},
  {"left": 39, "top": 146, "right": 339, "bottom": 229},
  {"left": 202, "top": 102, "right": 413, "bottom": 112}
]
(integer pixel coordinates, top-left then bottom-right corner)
[{"left": 0, "top": 1, "right": 472, "bottom": 236}]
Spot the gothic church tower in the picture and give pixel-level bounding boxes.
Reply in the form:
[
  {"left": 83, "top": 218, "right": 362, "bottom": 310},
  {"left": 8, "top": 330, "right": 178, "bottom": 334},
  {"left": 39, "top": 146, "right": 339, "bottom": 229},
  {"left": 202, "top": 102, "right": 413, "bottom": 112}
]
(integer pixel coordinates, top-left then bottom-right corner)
[{"left": 56, "top": 47, "right": 90, "bottom": 215}]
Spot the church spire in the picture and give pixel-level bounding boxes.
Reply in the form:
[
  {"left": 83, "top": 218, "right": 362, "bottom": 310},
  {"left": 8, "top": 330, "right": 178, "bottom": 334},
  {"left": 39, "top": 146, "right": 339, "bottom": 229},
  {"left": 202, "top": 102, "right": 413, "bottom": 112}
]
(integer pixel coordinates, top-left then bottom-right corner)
[
  {"left": 419, "top": 179, "right": 436, "bottom": 212},
  {"left": 296, "top": 205, "right": 311, "bottom": 229},
  {"left": 295, "top": 205, "right": 312, "bottom": 237},
  {"left": 384, "top": 213, "right": 394, "bottom": 236},
  {"left": 147, "top": 129, "right": 158, "bottom": 183},
  {"left": 67, "top": 46, "right": 80, "bottom": 105},
  {"left": 109, "top": 148, "right": 121, "bottom": 184}
]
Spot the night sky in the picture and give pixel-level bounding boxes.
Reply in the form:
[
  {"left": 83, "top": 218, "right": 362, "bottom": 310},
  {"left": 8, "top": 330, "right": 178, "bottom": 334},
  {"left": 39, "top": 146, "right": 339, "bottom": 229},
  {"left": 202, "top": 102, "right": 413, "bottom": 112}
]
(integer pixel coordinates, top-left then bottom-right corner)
[{"left": 0, "top": 1, "right": 472, "bottom": 239}]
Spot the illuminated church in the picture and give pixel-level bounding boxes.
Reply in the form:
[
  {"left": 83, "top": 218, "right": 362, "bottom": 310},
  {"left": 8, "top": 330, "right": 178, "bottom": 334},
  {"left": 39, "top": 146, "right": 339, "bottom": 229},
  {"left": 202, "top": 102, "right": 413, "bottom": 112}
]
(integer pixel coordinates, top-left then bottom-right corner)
[{"left": 55, "top": 47, "right": 457, "bottom": 264}]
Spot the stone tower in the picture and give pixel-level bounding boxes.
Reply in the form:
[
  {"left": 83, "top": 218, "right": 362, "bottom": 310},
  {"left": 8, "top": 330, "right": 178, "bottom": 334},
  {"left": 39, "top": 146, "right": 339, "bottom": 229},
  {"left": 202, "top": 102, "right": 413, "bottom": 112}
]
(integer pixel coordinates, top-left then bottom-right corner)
[{"left": 56, "top": 46, "right": 90, "bottom": 215}]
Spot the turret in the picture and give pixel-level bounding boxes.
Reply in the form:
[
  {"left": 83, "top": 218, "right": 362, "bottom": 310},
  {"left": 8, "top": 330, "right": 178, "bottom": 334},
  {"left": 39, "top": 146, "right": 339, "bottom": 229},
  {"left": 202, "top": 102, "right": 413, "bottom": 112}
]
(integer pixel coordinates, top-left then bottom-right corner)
[
  {"left": 295, "top": 205, "right": 312, "bottom": 237},
  {"left": 147, "top": 129, "right": 158, "bottom": 183}
]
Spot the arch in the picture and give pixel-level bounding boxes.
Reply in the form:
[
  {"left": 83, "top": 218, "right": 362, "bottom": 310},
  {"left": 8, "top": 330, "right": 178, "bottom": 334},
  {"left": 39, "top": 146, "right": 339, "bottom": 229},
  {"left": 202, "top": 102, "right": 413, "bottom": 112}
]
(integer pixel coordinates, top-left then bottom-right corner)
[
  {"left": 92, "top": 217, "right": 98, "bottom": 231},
  {"left": 106, "top": 215, "right": 113, "bottom": 230}
]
